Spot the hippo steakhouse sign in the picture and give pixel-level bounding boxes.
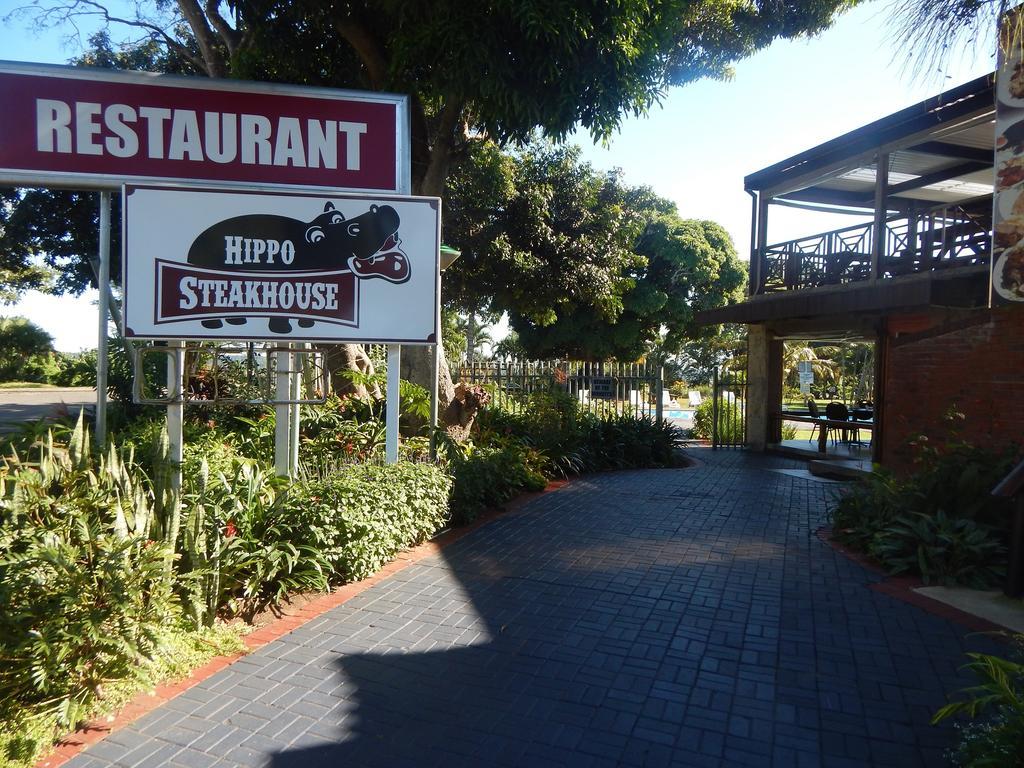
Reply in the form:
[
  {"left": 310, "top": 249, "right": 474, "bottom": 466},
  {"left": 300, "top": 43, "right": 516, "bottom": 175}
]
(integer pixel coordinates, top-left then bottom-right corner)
[
  {"left": 124, "top": 186, "right": 439, "bottom": 342},
  {"left": 0, "top": 61, "right": 437, "bottom": 343}
]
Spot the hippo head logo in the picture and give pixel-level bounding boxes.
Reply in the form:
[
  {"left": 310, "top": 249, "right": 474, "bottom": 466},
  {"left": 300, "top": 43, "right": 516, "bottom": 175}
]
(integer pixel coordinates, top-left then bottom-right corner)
[{"left": 305, "top": 202, "right": 410, "bottom": 284}]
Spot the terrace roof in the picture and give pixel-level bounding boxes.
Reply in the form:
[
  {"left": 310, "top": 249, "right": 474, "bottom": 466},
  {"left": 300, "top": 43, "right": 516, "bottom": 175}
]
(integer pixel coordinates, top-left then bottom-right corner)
[{"left": 745, "top": 74, "right": 995, "bottom": 210}]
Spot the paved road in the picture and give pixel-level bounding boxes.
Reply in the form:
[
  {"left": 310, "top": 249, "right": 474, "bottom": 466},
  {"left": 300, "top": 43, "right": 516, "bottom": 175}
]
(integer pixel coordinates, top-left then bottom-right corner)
[
  {"left": 65, "top": 450, "right": 999, "bottom": 768},
  {"left": 0, "top": 387, "right": 96, "bottom": 432}
]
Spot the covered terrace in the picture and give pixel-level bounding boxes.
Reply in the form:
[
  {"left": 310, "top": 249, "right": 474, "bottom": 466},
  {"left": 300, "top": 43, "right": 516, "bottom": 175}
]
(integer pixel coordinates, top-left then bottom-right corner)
[{"left": 699, "top": 73, "right": 996, "bottom": 468}]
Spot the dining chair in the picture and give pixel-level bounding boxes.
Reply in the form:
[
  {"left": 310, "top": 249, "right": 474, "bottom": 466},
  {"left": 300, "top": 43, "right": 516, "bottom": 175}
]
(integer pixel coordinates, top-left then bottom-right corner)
[
  {"left": 806, "top": 399, "right": 823, "bottom": 444},
  {"left": 825, "top": 402, "right": 854, "bottom": 444}
]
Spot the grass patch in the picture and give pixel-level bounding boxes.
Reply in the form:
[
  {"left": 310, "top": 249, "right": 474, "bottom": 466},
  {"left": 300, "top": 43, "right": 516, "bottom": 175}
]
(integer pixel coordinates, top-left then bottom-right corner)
[
  {"left": 0, "top": 382, "right": 62, "bottom": 390},
  {"left": 0, "top": 623, "right": 246, "bottom": 768}
]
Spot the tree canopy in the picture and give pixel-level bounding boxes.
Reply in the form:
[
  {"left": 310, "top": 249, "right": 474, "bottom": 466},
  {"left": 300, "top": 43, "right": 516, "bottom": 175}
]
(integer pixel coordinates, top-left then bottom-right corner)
[
  {"left": 0, "top": 316, "right": 55, "bottom": 381},
  {"left": 444, "top": 141, "right": 745, "bottom": 361}
]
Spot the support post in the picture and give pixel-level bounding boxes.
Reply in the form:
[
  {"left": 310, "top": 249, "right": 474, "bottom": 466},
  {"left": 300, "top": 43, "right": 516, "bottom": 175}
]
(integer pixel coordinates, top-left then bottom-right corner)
[
  {"left": 386, "top": 345, "right": 401, "bottom": 463},
  {"left": 711, "top": 367, "right": 720, "bottom": 450},
  {"left": 429, "top": 342, "right": 440, "bottom": 459},
  {"left": 754, "top": 194, "right": 770, "bottom": 294},
  {"left": 96, "top": 191, "right": 111, "bottom": 447},
  {"left": 745, "top": 324, "right": 771, "bottom": 451},
  {"left": 655, "top": 364, "right": 664, "bottom": 423},
  {"left": 290, "top": 345, "right": 302, "bottom": 475},
  {"left": 871, "top": 153, "right": 889, "bottom": 280},
  {"left": 166, "top": 341, "right": 184, "bottom": 536},
  {"left": 274, "top": 346, "right": 292, "bottom": 477}
]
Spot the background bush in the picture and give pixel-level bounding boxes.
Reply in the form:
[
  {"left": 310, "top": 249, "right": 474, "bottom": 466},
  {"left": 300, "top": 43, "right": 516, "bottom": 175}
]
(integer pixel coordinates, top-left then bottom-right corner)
[
  {"left": 0, "top": 429, "right": 178, "bottom": 730},
  {"left": 285, "top": 463, "right": 452, "bottom": 582},
  {"left": 691, "top": 398, "right": 744, "bottom": 443},
  {"left": 831, "top": 413, "right": 1020, "bottom": 587}
]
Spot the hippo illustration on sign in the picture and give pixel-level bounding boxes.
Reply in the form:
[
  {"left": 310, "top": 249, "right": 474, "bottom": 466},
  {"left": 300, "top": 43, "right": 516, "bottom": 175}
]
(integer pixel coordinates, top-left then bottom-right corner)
[{"left": 185, "top": 202, "right": 409, "bottom": 333}]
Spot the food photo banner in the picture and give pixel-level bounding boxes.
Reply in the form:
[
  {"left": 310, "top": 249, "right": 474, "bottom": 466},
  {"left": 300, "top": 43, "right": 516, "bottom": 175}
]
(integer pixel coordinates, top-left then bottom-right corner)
[
  {"left": 0, "top": 60, "right": 407, "bottom": 192},
  {"left": 123, "top": 185, "right": 440, "bottom": 343},
  {"left": 994, "top": 9, "right": 1024, "bottom": 306}
]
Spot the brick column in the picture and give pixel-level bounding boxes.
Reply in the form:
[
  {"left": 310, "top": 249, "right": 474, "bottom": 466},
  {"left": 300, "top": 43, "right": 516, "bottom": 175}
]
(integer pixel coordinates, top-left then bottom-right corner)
[{"left": 746, "top": 324, "right": 782, "bottom": 450}]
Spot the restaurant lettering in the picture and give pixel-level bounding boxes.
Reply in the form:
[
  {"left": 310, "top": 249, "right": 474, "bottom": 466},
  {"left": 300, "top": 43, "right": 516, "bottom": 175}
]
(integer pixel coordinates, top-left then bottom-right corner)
[
  {"left": 36, "top": 100, "right": 368, "bottom": 170},
  {"left": 0, "top": 63, "right": 405, "bottom": 191}
]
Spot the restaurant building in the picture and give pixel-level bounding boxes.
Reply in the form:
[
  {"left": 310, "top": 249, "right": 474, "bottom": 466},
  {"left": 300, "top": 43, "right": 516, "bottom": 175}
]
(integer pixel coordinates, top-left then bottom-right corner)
[{"left": 697, "top": 72, "right": 1024, "bottom": 471}]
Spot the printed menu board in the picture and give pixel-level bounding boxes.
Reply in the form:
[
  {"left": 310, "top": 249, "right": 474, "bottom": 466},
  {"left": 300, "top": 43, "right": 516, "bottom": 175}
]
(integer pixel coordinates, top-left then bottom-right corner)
[{"left": 994, "top": 7, "right": 1024, "bottom": 305}]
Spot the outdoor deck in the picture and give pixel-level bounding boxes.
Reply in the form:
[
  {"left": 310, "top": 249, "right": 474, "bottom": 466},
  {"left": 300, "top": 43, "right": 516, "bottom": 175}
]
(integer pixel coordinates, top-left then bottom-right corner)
[{"left": 758, "top": 199, "right": 990, "bottom": 294}]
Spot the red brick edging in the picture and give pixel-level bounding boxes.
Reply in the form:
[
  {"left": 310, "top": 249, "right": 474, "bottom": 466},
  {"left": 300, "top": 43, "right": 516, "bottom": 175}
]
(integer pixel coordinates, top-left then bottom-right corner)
[
  {"left": 816, "top": 526, "right": 1009, "bottom": 636},
  {"left": 36, "top": 480, "right": 569, "bottom": 768}
]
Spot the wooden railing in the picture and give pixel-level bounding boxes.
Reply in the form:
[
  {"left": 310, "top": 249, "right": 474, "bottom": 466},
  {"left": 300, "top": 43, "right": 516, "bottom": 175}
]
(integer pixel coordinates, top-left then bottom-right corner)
[{"left": 758, "top": 202, "right": 990, "bottom": 293}]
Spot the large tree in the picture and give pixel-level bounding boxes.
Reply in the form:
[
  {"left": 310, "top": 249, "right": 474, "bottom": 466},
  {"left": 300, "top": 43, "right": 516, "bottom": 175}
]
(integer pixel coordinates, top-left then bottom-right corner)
[
  {"left": 444, "top": 140, "right": 745, "bottom": 360},
  {"left": 5, "top": 0, "right": 857, "bottom": 425}
]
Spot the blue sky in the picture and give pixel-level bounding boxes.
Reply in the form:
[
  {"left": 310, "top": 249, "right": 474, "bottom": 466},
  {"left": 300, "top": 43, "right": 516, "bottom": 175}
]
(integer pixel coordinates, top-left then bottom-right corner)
[{"left": 0, "top": 0, "right": 995, "bottom": 351}]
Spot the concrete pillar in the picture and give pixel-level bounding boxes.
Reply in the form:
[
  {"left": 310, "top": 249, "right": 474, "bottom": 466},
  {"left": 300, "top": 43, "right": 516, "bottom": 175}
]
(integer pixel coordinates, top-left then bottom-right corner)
[{"left": 746, "top": 325, "right": 783, "bottom": 450}]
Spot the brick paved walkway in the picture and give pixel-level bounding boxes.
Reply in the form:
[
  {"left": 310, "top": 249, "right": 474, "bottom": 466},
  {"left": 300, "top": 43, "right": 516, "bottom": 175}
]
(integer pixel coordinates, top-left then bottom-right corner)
[{"left": 65, "top": 450, "right": 1000, "bottom": 768}]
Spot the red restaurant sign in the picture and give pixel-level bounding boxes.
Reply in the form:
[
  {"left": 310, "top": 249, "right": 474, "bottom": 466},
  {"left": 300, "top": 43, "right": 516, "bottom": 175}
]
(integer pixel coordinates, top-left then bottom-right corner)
[{"left": 0, "top": 61, "right": 408, "bottom": 193}]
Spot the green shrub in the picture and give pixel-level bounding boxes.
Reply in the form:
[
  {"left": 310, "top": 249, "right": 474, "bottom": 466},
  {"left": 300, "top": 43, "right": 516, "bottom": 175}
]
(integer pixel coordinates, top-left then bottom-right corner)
[
  {"left": 0, "top": 425, "right": 179, "bottom": 729},
  {"left": 831, "top": 413, "right": 1019, "bottom": 588},
  {"left": 578, "top": 413, "right": 684, "bottom": 471},
  {"left": 448, "top": 441, "right": 548, "bottom": 526},
  {"left": 1, "top": 623, "right": 243, "bottom": 768},
  {"left": 933, "top": 635, "right": 1024, "bottom": 767},
  {"left": 283, "top": 463, "right": 452, "bottom": 581},
  {"left": 53, "top": 350, "right": 98, "bottom": 387},
  {"left": 477, "top": 385, "right": 684, "bottom": 478},
  {"left": 870, "top": 510, "right": 1006, "bottom": 588},
  {"left": 691, "top": 398, "right": 744, "bottom": 443}
]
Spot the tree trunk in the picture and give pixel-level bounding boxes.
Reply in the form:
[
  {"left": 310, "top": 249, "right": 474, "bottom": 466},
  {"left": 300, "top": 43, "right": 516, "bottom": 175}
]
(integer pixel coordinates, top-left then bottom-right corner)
[{"left": 327, "top": 344, "right": 381, "bottom": 400}]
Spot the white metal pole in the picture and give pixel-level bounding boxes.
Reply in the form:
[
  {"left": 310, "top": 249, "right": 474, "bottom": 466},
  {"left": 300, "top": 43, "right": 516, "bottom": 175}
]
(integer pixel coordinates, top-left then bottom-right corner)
[
  {"left": 429, "top": 341, "right": 440, "bottom": 458},
  {"left": 167, "top": 341, "right": 184, "bottom": 520},
  {"left": 95, "top": 192, "right": 111, "bottom": 447},
  {"left": 274, "top": 346, "right": 292, "bottom": 477},
  {"left": 386, "top": 345, "right": 401, "bottom": 463},
  {"left": 290, "top": 345, "right": 302, "bottom": 475}
]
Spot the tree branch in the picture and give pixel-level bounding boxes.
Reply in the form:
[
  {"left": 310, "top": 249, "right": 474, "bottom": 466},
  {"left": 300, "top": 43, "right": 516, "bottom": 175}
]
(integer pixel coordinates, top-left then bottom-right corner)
[
  {"left": 175, "top": 0, "right": 228, "bottom": 77},
  {"left": 10, "top": 0, "right": 210, "bottom": 74},
  {"left": 421, "top": 98, "right": 465, "bottom": 197},
  {"left": 331, "top": 11, "right": 389, "bottom": 90},
  {"left": 203, "top": 0, "right": 241, "bottom": 60}
]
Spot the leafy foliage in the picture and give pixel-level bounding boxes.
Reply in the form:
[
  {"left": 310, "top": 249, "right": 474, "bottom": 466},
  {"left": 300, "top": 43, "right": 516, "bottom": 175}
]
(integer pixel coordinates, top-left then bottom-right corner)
[
  {"left": 444, "top": 141, "right": 746, "bottom": 360},
  {"left": 284, "top": 463, "right": 452, "bottom": 582},
  {"left": 0, "top": 420, "right": 179, "bottom": 729},
  {"left": 0, "top": 317, "right": 57, "bottom": 383},
  {"left": 831, "top": 412, "right": 1021, "bottom": 587},
  {"left": 933, "top": 634, "right": 1024, "bottom": 768},
  {"left": 691, "top": 398, "right": 744, "bottom": 443},
  {"left": 871, "top": 511, "right": 1005, "bottom": 588}
]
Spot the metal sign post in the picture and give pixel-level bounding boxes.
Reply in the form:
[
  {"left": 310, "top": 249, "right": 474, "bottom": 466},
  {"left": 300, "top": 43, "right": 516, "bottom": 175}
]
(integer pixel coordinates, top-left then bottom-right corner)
[
  {"left": 95, "top": 191, "right": 111, "bottom": 447},
  {"left": 166, "top": 341, "right": 184, "bottom": 531},
  {"left": 386, "top": 345, "right": 401, "bottom": 463},
  {"left": 274, "top": 347, "right": 292, "bottom": 477}
]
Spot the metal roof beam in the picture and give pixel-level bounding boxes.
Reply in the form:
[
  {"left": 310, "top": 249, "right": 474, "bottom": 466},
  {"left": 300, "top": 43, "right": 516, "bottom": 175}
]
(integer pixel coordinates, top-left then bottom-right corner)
[
  {"left": 907, "top": 141, "right": 993, "bottom": 163},
  {"left": 777, "top": 187, "right": 909, "bottom": 212},
  {"left": 886, "top": 160, "right": 992, "bottom": 196}
]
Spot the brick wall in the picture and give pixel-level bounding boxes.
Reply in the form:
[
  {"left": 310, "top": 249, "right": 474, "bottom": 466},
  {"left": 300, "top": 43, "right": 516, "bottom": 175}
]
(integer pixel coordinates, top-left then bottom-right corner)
[{"left": 882, "top": 306, "right": 1024, "bottom": 469}]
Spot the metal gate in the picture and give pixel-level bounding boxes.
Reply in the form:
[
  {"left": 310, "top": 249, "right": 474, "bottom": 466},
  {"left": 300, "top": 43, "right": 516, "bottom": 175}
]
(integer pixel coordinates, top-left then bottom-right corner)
[
  {"left": 456, "top": 359, "right": 664, "bottom": 420},
  {"left": 712, "top": 364, "right": 747, "bottom": 449}
]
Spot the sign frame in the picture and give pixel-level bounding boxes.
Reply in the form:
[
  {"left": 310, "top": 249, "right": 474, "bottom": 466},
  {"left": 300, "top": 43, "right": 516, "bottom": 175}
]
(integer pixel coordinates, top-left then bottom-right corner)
[
  {"left": 0, "top": 59, "right": 410, "bottom": 194},
  {"left": 122, "top": 183, "right": 440, "bottom": 345}
]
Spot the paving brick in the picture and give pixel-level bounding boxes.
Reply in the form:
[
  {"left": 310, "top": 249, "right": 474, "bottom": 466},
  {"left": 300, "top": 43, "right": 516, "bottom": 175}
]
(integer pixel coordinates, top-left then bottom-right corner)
[{"left": 60, "top": 450, "right": 1005, "bottom": 768}]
